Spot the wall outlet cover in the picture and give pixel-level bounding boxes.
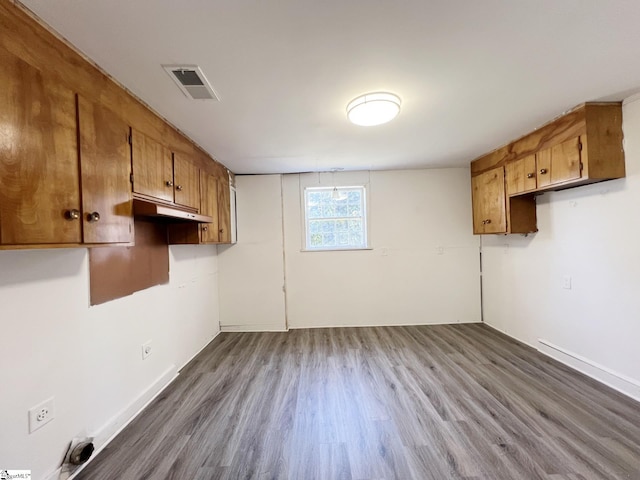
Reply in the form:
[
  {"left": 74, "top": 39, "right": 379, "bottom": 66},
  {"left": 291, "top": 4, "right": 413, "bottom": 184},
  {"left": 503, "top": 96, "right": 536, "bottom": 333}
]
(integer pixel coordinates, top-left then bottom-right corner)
[
  {"left": 142, "top": 340, "right": 153, "bottom": 360},
  {"left": 28, "top": 397, "right": 55, "bottom": 433}
]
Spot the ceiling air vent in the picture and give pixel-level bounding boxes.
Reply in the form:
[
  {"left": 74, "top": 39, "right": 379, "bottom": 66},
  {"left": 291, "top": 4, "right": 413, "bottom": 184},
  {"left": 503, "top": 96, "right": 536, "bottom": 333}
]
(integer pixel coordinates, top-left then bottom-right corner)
[{"left": 162, "top": 65, "right": 219, "bottom": 100}]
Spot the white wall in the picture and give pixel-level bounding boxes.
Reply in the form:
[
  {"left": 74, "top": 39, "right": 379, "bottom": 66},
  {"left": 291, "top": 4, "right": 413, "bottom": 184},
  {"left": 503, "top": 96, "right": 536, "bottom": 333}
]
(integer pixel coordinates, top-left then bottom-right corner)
[
  {"left": 284, "top": 169, "right": 481, "bottom": 328},
  {"left": 0, "top": 245, "right": 220, "bottom": 480},
  {"left": 219, "top": 168, "right": 481, "bottom": 330},
  {"left": 482, "top": 95, "right": 640, "bottom": 401},
  {"left": 218, "top": 175, "right": 287, "bottom": 331}
]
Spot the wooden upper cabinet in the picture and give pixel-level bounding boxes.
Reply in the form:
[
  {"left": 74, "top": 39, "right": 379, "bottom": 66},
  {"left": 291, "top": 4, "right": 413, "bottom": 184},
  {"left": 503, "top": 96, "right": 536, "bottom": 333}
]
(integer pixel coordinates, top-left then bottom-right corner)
[
  {"left": 506, "top": 154, "right": 537, "bottom": 195},
  {"left": 537, "top": 137, "right": 582, "bottom": 189},
  {"left": 77, "top": 96, "right": 134, "bottom": 244},
  {"left": 217, "top": 176, "right": 232, "bottom": 243},
  {"left": 0, "top": 49, "right": 82, "bottom": 245},
  {"left": 470, "top": 103, "right": 624, "bottom": 235},
  {"left": 131, "top": 129, "right": 174, "bottom": 203},
  {"left": 471, "top": 167, "right": 507, "bottom": 234},
  {"left": 166, "top": 169, "right": 224, "bottom": 245},
  {"left": 200, "top": 171, "right": 220, "bottom": 243},
  {"left": 173, "top": 153, "right": 200, "bottom": 210}
]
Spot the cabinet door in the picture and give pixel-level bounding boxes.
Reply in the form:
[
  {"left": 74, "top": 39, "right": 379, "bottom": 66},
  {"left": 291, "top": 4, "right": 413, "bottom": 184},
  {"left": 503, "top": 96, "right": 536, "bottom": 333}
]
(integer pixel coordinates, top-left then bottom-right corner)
[
  {"left": 506, "top": 154, "right": 537, "bottom": 195},
  {"left": 537, "top": 137, "right": 582, "bottom": 188},
  {"left": 78, "top": 96, "right": 134, "bottom": 244},
  {"left": 131, "top": 129, "right": 174, "bottom": 202},
  {"left": 471, "top": 167, "right": 506, "bottom": 234},
  {"left": 217, "top": 176, "right": 232, "bottom": 243},
  {"left": 0, "top": 50, "right": 81, "bottom": 245},
  {"left": 173, "top": 154, "right": 200, "bottom": 210},
  {"left": 200, "top": 171, "right": 220, "bottom": 243}
]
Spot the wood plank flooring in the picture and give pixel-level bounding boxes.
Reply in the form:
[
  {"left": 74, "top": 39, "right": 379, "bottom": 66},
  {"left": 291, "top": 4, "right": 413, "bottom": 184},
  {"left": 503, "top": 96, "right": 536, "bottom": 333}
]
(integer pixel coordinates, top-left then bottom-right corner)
[{"left": 76, "top": 324, "right": 640, "bottom": 480}]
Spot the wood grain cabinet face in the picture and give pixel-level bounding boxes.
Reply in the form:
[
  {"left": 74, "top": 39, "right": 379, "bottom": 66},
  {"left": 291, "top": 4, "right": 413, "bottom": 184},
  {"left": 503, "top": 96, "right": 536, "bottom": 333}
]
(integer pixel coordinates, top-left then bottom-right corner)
[
  {"left": 0, "top": 50, "right": 82, "bottom": 245},
  {"left": 130, "top": 129, "right": 174, "bottom": 203},
  {"left": 537, "top": 137, "right": 582, "bottom": 189},
  {"left": 78, "top": 96, "right": 134, "bottom": 244},
  {"left": 217, "top": 176, "right": 232, "bottom": 243},
  {"left": 173, "top": 154, "right": 200, "bottom": 210},
  {"left": 471, "top": 167, "right": 507, "bottom": 234},
  {"left": 200, "top": 171, "right": 220, "bottom": 243},
  {"left": 506, "top": 154, "right": 537, "bottom": 195}
]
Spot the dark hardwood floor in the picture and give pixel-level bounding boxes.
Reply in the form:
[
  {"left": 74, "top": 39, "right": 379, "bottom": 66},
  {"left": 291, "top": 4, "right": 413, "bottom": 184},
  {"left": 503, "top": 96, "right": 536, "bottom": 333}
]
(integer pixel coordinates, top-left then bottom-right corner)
[{"left": 76, "top": 324, "right": 640, "bottom": 480}]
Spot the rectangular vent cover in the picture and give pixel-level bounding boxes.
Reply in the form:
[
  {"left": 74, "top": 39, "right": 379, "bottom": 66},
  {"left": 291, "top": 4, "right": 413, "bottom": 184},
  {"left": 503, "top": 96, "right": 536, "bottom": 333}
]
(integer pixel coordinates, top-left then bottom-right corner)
[{"left": 163, "top": 65, "right": 219, "bottom": 100}]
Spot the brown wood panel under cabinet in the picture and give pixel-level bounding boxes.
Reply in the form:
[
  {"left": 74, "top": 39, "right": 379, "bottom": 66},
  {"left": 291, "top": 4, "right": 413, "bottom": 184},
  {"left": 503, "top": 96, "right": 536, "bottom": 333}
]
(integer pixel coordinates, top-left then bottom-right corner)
[
  {"left": 0, "top": 48, "right": 81, "bottom": 245},
  {"left": 130, "top": 128, "right": 174, "bottom": 203},
  {"left": 78, "top": 96, "right": 134, "bottom": 244},
  {"left": 89, "top": 219, "right": 168, "bottom": 305},
  {"left": 471, "top": 167, "right": 506, "bottom": 234},
  {"left": 506, "top": 154, "right": 537, "bottom": 195},
  {"left": 217, "top": 176, "right": 231, "bottom": 243},
  {"left": 173, "top": 153, "right": 200, "bottom": 210}
]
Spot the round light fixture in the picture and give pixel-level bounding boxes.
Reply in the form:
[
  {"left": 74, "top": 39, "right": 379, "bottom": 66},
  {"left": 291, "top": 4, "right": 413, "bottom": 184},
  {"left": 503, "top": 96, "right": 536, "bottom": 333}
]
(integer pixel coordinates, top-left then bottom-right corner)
[{"left": 346, "top": 92, "right": 401, "bottom": 126}]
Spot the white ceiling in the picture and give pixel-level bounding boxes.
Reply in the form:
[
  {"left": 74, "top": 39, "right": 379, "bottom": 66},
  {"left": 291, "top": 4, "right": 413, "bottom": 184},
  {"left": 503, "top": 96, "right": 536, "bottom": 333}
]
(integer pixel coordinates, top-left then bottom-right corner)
[{"left": 21, "top": 0, "right": 640, "bottom": 174}]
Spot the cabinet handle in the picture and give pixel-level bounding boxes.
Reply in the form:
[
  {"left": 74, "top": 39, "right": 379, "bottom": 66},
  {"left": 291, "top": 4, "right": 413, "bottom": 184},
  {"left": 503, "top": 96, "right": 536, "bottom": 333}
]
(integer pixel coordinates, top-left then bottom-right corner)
[
  {"left": 539, "top": 168, "right": 548, "bottom": 174},
  {"left": 65, "top": 209, "right": 80, "bottom": 220},
  {"left": 87, "top": 212, "right": 101, "bottom": 223},
  {"left": 202, "top": 226, "right": 208, "bottom": 232},
  {"left": 166, "top": 180, "right": 174, "bottom": 187},
  {"left": 481, "top": 219, "right": 491, "bottom": 225},
  {"left": 176, "top": 185, "right": 183, "bottom": 191},
  {"left": 527, "top": 173, "right": 535, "bottom": 179}
]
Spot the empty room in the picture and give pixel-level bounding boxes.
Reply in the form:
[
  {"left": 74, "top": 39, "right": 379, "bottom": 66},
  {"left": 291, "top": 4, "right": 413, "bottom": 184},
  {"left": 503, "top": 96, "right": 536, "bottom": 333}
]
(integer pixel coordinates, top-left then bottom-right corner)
[{"left": 1, "top": 1, "right": 640, "bottom": 479}]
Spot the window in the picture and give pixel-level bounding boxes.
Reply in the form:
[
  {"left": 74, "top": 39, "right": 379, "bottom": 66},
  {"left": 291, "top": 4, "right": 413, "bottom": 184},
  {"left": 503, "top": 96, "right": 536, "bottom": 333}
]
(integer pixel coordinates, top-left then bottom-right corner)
[{"left": 304, "top": 186, "right": 368, "bottom": 250}]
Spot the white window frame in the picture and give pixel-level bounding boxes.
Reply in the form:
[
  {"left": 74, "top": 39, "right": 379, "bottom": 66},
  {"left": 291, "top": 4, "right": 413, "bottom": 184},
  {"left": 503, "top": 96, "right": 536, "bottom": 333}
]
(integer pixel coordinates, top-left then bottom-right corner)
[{"left": 303, "top": 185, "right": 369, "bottom": 251}]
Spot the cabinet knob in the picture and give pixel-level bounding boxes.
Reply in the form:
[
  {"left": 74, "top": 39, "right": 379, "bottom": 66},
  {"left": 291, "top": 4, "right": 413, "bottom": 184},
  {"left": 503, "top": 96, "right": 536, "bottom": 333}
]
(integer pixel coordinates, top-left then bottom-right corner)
[
  {"left": 176, "top": 185, "right": 183, "bottom": 191},
  {"left": 527, "top": 173, "right": 535, "bottom": 179},
  {"left": 65, "top": 209, "right": 80, "bottom": 220},
  {"left": 166, "top": 180, "right": 174, "bottom": 187},
  {"left": 87, "top": 212, "right": 101, "bottom": 223},
  {"left": 539, "top": 168, "right": 548, "bottom": 174},
  {"left": 202, "top": 226, "right": 208, "bottom": 232},
  {"left": 481, "top": 219, "right": 491, "bottom": 225}
]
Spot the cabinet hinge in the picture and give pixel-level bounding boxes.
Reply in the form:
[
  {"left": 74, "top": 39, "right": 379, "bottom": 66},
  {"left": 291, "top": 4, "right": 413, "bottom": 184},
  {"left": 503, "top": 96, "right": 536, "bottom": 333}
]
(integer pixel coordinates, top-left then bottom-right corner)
[
  {"left": 130, "top": 173, "right": 134, "bottom": 184},
  {"left": 578, "top": 141, "right": 583, "bottom": 151},
  {"left": 128, "top": 133, "right": 132, "bottom": 145},
  {"left": 580, "top": 162, "right": 584, "bottom": 171}
]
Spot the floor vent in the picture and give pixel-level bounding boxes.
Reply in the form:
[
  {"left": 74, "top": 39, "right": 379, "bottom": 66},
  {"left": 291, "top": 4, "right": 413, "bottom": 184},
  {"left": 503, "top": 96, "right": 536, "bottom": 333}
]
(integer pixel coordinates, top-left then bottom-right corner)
[{"left": 163, "top": 65, "right": 219, "bottom": 100}]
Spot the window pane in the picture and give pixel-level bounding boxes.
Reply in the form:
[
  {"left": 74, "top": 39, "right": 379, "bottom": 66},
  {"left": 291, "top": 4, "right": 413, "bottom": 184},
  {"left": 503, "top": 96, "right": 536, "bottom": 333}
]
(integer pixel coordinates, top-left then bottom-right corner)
[{"left": 305, "top": 186, "right": 367, "bottom": 250}]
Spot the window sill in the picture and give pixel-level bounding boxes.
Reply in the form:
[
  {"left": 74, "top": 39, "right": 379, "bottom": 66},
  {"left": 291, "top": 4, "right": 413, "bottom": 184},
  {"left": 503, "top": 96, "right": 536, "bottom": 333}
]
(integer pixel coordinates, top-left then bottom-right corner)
[{"left": 300, "top": 247, "right": 373, "bottom": 253}]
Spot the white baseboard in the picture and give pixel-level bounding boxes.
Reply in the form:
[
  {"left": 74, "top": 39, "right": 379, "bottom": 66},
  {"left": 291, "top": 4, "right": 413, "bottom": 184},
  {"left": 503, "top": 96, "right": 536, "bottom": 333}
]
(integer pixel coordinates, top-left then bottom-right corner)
[
  {"left": 288, "top": 320, "right": 481, "bottom": 329},
  {"left": 64, "top": 366, "right": 178, "bottom": 480},
  {"left": 178, "top": 330, "right": 222, "bottom": 372},
  {"left": 483, "top": 323, "right": 640, "bottom": 403},
  {"left": 220, "top": 324, "right": 288, "bottom": 332},
  {"left": 538, "top": 339, "right": 640, "bottom": 403},
  {"left": 62, "top": 332, "right": 225, "bottom": 480}
]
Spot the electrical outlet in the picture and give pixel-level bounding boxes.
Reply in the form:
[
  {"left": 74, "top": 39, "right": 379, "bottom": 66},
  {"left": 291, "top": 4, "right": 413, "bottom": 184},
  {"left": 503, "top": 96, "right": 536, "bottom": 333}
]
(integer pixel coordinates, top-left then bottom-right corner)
[
  {"left": 562, "top": 275, "right": 572, "bottom": 290},
  {"left": 142, "top": 340, "right": 152, "bottom": 360},
  {"left": 29, "top": 397, "right": 55, "bottom": 433}
]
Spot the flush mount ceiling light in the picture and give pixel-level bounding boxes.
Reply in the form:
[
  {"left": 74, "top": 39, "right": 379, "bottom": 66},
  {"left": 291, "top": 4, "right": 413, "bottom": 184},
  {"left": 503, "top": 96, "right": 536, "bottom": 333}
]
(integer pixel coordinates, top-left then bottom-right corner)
[{"left": 346, "top": 92, "right": 401, "bottom": 126}]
